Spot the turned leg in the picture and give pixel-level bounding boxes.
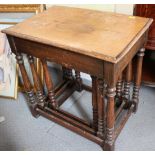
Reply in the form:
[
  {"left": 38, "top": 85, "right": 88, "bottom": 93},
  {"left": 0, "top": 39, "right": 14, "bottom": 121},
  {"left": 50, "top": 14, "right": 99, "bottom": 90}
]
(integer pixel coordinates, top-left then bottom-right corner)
[
  {"left": 41, "top": 59, "right": 57, "bottom": 109},
  {"left": 75, "top": 71, "right": 82, "bottom": 91},
  {"left": 16, "top": 53, "right": 38, "bottom": 117},
  {"left": 104, "top": 87, "right": 116, "bottom": 151},
  {"left": 123, "top": 62, "right": 132, "bottom": 108},
  {"left": 28, "top": 55, "right": 45, "bottom": 108},
  {"left": 132, "top": 48, "right": 145, "bottom": 112},
  {"left": 116, "top": 74, "right": 123, "bottom": 106},
  {"left": 97, "top": 78, "right": 105, "bottom": 139},
  {"left": 62, "top": 67, "right": 73, "bottom": 80},
  {"left": 91, "top": 76, "right": 98, "bottom": 132}
]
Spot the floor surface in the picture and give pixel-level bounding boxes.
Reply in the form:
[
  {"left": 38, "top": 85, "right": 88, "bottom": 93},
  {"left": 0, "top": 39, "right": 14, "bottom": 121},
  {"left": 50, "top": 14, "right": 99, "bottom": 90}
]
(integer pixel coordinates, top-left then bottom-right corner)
[{"left": 0, "top": 84, "right": 155, "bottom": 151}]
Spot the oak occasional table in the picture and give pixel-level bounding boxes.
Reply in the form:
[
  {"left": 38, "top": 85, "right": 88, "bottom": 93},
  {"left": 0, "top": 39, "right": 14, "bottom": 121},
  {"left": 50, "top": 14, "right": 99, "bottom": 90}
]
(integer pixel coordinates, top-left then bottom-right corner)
[{"left": 2, "top": 6, "right": 153, "bottom": 151}]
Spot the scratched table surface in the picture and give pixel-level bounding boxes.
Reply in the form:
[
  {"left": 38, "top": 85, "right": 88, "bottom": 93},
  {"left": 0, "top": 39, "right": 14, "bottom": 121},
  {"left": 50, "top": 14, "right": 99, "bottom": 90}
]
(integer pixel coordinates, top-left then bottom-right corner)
[{"left": 2, "top": 6, "right": 153, "bottom": 63}]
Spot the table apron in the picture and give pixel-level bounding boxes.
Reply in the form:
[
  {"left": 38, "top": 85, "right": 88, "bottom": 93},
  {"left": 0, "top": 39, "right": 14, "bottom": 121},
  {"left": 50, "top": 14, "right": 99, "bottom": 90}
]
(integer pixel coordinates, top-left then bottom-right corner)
[
  {"left": 115, "top": 31, "right": 147, "bottom": 79},
  {"left": 13, "top": 37, "right": 104, "bottom": 78}
]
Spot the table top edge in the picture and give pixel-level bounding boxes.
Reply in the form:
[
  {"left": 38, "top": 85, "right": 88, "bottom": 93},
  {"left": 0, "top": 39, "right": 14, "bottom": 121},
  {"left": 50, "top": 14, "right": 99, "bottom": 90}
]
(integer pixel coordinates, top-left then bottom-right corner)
[{"left": 1, "top": 16, "right": 153, "bottom": 64}]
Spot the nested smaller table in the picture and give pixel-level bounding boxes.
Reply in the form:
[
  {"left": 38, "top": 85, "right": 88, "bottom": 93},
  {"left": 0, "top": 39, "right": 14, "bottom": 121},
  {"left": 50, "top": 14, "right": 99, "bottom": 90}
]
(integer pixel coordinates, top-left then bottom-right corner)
[{"left": 2, "top": 6, "right": 153, "bottom": 150}]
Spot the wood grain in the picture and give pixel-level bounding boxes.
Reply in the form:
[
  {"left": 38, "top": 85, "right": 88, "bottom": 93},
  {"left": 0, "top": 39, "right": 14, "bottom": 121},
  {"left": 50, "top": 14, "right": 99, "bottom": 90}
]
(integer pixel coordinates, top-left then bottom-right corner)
[{"left": 2, "top": 6, "right": 153, "bottom": 63}]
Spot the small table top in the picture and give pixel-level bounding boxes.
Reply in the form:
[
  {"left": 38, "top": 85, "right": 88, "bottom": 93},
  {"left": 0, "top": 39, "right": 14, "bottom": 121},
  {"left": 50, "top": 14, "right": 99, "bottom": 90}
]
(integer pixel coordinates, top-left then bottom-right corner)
[{"left": 2, "top": 6, "right": 153, "bottom": 63}]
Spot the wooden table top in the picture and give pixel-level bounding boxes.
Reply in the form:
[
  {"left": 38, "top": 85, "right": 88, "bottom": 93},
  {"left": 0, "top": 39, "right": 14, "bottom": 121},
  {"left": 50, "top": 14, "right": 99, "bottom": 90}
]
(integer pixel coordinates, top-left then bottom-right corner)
[{"left": 2, "top": 6, "right": 153, "bottom": 63}]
